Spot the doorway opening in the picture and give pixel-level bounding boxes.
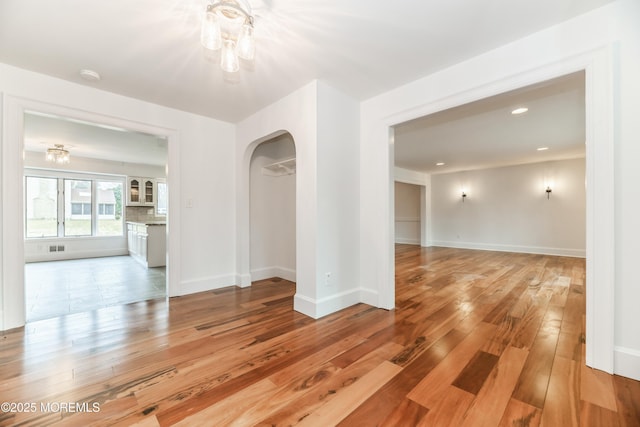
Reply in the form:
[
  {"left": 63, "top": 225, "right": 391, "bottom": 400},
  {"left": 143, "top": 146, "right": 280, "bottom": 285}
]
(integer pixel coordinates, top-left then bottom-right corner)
[
  {"left": 249, "top": 133, "right": 297, "bottom": 286},
  {"left": 394, "top": 181, "right": 423, "bottom": 246},
  {"left": 392, "top": 71, "right": 585, "bottom": 259},
  {"left": 22, "top": 111, "right": 169, "bottom": 322}
]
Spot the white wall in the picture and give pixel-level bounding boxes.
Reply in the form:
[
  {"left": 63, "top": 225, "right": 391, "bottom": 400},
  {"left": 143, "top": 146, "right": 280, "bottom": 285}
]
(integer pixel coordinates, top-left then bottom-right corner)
[
  {"left": 360, "top": 0, "right": 639, "bottom": 379},
  {"left": 611, "top": 0, "right": 640, "bottom": 382},
  {"left": 250, "top": 134, "right": 296, "bottom": 281},
  {"left": 394, "top": 182, "right": 421, "bottom": 245},
  {"left": 235, "top": 81, "right": 318, "bottom": 319},
  {"left": 236, "top": 80, "right": 360, "bottom": 319},
  {"left": 431, "top": 158, "right": 586, "bottom": 257},
  {"left": 0, "top": 62, "right": 236, "bottom": 330},
  {"left": 315, "top": 81, "right": 360, "bottom": 307}
]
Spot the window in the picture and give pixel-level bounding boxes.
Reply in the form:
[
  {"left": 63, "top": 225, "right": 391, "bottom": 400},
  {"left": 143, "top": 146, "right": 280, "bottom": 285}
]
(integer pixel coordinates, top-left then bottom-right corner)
[
  {"left": 24, "top": 173, "right": 124, "bottom": 238},
  {"left": 156, "top": 181, "right": 167, "bottom": 215},
  {"left": 98, "top": 204, "right": 115, "bottom": 215},
  {"left": 65, "top": 179, "right": 92, "bottom": 236},
  {"left": 71, "top": 203, "right": 91, "bottom": 215},
  {"left": 97, "top": 181, "right": 123, "bottom": 236},
  {"left": 25, "top": 176, "right": 58, "bottom": 238}
]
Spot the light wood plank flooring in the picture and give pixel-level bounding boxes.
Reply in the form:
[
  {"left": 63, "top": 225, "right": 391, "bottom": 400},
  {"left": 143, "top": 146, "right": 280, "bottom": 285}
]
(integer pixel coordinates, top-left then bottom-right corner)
[{"left": 1, "top": 245, "right": 639, "bottom": 426}]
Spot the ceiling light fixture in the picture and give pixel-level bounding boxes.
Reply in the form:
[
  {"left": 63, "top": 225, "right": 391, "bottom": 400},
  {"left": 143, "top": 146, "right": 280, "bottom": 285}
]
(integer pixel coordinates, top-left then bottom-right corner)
[
  {"left": 436, "top": 162, "right": 445, "bottom": 166},
  {"left": 46, "top": 144, "right": 70, "bottom": 164},
  {"left": 200, "top": 0, "right": 255, "bottom": 73},
  {"left": 537, "top": 147, "right": 549, "bottom": 151},
  {"left": 511, "top": 107, "right": 528, "bottom": 115},
  {"left": 79, "top": 69, "right": 101, "bottom": 82}
]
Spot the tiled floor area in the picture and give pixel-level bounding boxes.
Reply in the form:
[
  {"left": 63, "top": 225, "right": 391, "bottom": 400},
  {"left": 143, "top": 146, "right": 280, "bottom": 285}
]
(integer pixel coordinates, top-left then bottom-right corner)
[{"left": 25, "top": 256, "right": 166, "bottom": 322}]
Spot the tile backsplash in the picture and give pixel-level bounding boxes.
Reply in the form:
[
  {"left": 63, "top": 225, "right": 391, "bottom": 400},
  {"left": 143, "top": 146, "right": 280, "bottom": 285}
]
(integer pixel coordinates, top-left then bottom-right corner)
[{"left": 126, "top": 206, "right": 166, "bottom": 223}]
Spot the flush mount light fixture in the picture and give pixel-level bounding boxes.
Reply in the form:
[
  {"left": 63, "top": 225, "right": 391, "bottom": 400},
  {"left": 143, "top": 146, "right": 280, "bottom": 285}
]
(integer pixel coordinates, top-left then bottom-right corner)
[
  {"left": 511, "top": 107, "right": 529, "bottom": 115},
  {"left": 200, "top": 0, "right": 256, "bottom": 73},
  {"left": 46, "top": 144, "right": 70, "bottom": 164},
  {"left": 79, "top": 69, "right": 101, "bottom": 82},
  {"left": 436, "top": 162, "right": 445, "bottom": 166},
  {"left": 537, "top": 147, "right": 549, "bottom": 151}
]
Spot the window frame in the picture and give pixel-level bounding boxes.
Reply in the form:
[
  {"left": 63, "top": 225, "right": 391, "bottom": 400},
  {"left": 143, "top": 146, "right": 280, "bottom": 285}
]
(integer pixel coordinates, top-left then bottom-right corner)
[{"left": 24, "top": 169, "right": 125, "bottom": 239}]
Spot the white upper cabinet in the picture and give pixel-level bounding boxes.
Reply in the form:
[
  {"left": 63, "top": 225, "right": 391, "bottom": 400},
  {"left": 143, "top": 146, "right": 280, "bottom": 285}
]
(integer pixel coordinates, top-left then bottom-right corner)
[{"left": 127, "top": 177, "right": 156, "bottom": 206}]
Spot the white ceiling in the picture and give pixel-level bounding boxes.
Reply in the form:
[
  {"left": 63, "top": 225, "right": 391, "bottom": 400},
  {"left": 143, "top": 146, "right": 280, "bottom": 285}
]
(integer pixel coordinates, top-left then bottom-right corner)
[
  {"left": 0, "top": 0, "right": 615, "bottom": 123},
  {"left": 3, "top": 1, "right": 605, "bottom": 169},
  {"left": 394, "top": 72, "right": 586, "bottom": 174},
  {"left": 23, "top": 112, "right": 168, "bottom": 166}
]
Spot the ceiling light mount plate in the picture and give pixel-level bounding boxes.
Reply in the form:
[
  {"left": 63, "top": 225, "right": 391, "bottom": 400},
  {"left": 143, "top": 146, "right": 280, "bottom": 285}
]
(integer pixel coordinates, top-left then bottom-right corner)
[
  {"left": 79, "top": 69, "right": 101, "bottom": 82},
  {"left": 208, "top": 0, "right": 253, "bottom": 23}
]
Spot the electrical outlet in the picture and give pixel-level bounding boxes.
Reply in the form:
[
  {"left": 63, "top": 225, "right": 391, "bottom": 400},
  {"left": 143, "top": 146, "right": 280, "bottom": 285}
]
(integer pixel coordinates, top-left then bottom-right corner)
[{"left": 325, "top": 272, "right": 331, "bottom": 287}]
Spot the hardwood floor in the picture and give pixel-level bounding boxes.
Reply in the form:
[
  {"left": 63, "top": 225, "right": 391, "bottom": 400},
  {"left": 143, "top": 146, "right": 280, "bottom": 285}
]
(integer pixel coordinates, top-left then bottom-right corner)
[{"left": 1, "top": 245, "right": 639, "bottom": 426}]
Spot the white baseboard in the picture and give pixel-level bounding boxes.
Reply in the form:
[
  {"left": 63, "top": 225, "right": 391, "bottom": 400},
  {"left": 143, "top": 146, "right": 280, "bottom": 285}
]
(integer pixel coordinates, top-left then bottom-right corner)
[
  {"left": 237, "top": 273, "right": 252, "bottom": 288},
  {"left": 294, "top": 288, "right": 361, "bottom": 319},
  {"left": 359, "top": 287, "right": 379, "bottom": 307},
  {"left": 25, "top": 248, "right": 129, "bottom": 263},
  {"left": 395, "top": 237, "right": 420, "bottom": 245},
  {"left": 183, "top": 267, "right": 297, "bottom": 297},
  {"left": 614, "top": 346, "right": 640, "bottom": 381},
  {"left": 180, "top": 274, "right": 237, "bottom": 295},
  {"left": 430, "top": 240, "right": 586, "bottom": 258},
  {"left": 250, "top": 266, "right": 296, "bottom": 282}
]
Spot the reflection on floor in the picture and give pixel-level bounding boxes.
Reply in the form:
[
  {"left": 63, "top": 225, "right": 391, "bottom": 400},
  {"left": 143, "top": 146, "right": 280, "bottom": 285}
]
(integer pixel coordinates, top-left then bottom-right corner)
[{"left": 25, "top": 255, "right": 166, "bottom": 322}]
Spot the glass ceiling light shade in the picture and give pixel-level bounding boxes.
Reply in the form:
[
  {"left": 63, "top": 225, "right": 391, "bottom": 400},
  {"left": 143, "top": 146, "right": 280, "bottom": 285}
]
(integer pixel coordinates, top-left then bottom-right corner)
[
  {"left": 236, "top": 23, "right": 255, "bottom": 60},
  {"left": 221, "top": 39, "right": 240, "bottom": 72},
  {"left": 200, "top": 0, "right": 255, "bottom": 73},
  {"left": 46, "top": 144, "right": 70, "bottom": 164},
  {"left": 200, "top": 12, "right": 222, "bottom": 50}
]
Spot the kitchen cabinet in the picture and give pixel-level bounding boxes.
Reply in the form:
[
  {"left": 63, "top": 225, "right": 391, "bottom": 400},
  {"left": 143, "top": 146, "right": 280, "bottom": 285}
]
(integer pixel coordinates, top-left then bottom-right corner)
[
  {"left": 126, "top": 177, "right": 156, "bottom": 206},
  {"left": 127, "top": 222, "right": 166, "bottom": 267}
]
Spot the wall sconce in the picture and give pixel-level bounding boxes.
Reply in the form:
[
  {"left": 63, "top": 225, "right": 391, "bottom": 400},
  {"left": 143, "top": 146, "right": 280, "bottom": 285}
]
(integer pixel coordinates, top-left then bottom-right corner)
[
  {"left": 545, "top": 185, "right": 552, "bottom": 199},
  {"left": 462, "top": 191, "right": 467, "bottom": 202}
]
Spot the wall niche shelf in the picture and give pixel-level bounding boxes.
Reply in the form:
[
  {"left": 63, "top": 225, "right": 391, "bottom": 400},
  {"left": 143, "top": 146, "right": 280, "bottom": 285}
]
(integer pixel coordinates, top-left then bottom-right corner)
[{"left": 262, "top": 158, "right": 296, "bottom": 177}]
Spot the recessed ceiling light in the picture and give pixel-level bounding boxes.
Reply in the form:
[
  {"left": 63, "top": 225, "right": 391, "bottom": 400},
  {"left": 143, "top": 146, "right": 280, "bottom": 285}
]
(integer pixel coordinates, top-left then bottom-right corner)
[
  {"left": 537, "top": 147, "right": 549, "bottom": 151},
  {"left": 436, "top": 162, "right": 445, "bottom": 166},
  {"left": 511, "top": 107, "right": 528, "bottom": 115},
  {"left": 79, "top": 69, "right": 101, "bottom": 82}
]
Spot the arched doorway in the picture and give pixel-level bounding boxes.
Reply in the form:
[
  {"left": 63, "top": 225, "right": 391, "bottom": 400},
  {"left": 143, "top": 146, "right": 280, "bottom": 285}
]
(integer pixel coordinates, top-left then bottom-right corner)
[{"left": 249, "top": 133, "right": 297, "bottom": 284}]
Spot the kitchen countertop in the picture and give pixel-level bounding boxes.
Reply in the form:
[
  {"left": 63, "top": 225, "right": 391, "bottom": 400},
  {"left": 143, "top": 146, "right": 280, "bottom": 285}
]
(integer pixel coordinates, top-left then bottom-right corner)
[{"left": 126, "top": 221, "right": 167, "bottom": 226}]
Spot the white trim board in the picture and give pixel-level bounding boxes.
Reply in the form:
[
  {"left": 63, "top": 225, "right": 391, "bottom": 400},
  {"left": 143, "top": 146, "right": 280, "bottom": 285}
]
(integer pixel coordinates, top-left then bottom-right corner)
[
  {"left": 293, "top": 288, "right": 361, "bottom": 320},
  {"left": 1, "top": 95, "right": 180, "bottom": 331},
  {"left": 251, "top": 266, "right": 296, "bottom": 283},
  {"left": 431, "top": 241, "right": 586, "bottom": 258},
  {"left": 614, "top": 347, "right": 640, "bottom": 381},
  {"left": 372, "top": 46, "right": 615, "bottom": 374},
  {"left": 180, "top": 274, "right": 238, "bottom": 295},
  {"left": 25, "top": 248, "right": 129, "bottom": 263},
  {"left": 395, "top": 238, "right": 420, "bottom": 245}
]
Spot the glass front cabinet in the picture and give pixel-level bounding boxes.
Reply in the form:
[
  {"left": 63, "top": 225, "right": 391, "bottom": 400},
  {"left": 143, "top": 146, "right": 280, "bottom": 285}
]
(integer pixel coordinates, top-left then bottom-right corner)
[{"left": 127, "top": 177, "right": 155, "bottom": 206}]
